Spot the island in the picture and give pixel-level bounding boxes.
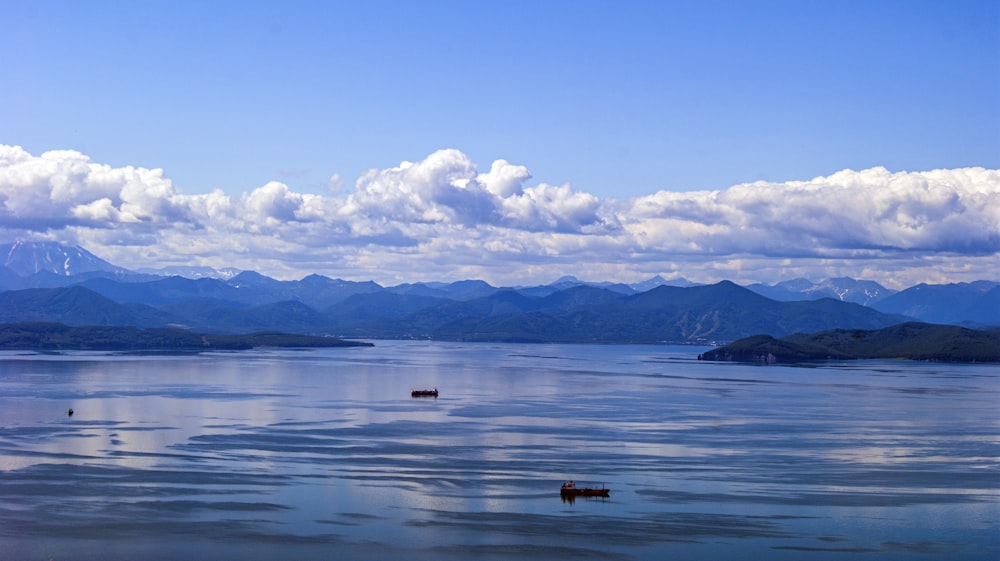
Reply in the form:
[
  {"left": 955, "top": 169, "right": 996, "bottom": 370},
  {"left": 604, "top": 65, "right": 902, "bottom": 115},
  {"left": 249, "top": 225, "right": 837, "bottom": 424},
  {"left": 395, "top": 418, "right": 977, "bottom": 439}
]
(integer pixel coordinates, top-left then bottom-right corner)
[
  {"left": 0, "top": 322, "right": 373, "bottom": 351},
  {"left": 698, "top": 322, "right": 1000, "bottom": 363}
]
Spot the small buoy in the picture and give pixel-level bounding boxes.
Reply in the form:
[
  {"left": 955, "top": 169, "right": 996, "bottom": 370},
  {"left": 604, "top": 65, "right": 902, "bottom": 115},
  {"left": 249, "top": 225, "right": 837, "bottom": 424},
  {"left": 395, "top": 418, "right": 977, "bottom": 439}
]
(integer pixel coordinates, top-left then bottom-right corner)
[{"left": 67, "top": 408, "right": 73, "bottom": 417}]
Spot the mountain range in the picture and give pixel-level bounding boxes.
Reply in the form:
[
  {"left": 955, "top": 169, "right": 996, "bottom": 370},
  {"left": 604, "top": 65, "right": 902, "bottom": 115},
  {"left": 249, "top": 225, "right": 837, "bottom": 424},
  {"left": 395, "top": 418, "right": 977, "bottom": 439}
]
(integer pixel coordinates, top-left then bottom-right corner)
[{"left": 1, "top": 241, "right": 997, "bottom": 343}]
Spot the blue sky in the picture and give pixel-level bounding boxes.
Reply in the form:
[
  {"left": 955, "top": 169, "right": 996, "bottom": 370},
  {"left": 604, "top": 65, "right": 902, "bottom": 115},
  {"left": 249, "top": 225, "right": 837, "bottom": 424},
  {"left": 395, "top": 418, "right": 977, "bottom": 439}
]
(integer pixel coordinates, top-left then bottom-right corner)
[
  {"left": 5, "top": 0, "right": 997, "bottom": 196},
  {"left": 1, "top": 1, "right": 998, "bottom": 286}
]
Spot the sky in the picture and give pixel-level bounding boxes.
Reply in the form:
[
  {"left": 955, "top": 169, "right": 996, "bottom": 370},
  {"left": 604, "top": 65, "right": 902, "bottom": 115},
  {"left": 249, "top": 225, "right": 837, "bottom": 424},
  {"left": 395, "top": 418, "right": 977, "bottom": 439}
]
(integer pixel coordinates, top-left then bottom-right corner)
[{"left": 1, "top": 0, "right": 998, "bottom": 288}]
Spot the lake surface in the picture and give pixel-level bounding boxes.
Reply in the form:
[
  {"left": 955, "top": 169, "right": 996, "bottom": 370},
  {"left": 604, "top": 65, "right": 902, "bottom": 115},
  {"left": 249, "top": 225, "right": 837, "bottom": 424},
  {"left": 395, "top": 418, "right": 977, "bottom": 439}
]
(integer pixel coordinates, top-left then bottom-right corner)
[{"left": 0, "top": 341, "right": 997, "bottom": 560}]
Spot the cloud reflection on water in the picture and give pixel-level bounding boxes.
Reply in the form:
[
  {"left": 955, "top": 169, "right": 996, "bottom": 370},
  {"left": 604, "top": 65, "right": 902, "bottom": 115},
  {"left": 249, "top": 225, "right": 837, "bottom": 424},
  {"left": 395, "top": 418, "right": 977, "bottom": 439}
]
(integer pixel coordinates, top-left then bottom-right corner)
[{"left": 0, "top": 343, "right": 997, "bottom": 561}]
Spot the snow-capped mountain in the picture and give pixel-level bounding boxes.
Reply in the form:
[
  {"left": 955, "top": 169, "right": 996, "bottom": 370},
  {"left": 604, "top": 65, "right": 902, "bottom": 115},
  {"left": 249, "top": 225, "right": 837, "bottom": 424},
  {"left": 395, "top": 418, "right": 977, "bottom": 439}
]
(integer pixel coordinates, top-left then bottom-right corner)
[
  {"left": 748, "top": 277, "right": 895, "bottom": 305},
  {"left": 134, "top": 265, "right": 243, "bottom": 280},
  {"left": 1, "top": 241, "right": 128, "bottom": 277}
]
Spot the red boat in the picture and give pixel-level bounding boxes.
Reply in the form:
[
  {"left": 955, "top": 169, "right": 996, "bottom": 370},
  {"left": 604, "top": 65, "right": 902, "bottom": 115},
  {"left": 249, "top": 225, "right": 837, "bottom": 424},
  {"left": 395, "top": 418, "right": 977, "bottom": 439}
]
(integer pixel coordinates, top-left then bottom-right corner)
[
  {"left": 560, "top": 482, "right": 609, "bottom": 497},
  {"left": 411, "top": 388, "right": 438, "bottom": 398}
]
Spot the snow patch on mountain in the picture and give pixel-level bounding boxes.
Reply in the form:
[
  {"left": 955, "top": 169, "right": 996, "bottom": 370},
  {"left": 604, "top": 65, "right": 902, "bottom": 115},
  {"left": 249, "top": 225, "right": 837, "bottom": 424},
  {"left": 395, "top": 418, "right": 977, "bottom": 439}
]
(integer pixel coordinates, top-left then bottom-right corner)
[{"left": 2, "top": 240, "right": 126, "bottom": 277}]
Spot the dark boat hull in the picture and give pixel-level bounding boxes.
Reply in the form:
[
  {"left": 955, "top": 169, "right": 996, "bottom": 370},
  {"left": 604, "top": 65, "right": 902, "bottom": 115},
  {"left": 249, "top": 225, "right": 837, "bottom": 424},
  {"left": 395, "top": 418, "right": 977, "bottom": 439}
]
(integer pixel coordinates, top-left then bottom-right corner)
[
  {"left": 560, "top": 487, "right": 609, "bottom": 497},
  {"left": 411, "top": 390, "right": 438, "bottom": 398}
]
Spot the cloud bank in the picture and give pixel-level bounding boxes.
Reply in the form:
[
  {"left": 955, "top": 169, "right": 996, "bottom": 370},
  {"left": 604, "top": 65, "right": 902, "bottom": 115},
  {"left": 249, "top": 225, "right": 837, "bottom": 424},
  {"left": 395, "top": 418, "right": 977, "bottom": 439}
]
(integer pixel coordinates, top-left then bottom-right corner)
[{"left": 1, "top": 144, "right": 997, "bottom": 288}]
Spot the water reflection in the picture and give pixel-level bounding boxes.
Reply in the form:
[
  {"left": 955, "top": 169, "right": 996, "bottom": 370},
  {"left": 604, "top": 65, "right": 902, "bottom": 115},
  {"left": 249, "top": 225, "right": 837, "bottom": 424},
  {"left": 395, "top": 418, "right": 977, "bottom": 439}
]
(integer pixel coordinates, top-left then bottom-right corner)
[{"left": 0, "top": 344, "right": 997, "bottom": 561}]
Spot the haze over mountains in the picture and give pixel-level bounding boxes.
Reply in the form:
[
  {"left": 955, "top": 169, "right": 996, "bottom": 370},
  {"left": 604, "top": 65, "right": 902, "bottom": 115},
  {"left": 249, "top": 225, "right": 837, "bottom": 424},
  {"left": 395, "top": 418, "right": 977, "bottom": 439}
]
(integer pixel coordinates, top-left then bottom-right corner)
[{"left": 2, "top": 241, "right": 997, "bottom": 344}]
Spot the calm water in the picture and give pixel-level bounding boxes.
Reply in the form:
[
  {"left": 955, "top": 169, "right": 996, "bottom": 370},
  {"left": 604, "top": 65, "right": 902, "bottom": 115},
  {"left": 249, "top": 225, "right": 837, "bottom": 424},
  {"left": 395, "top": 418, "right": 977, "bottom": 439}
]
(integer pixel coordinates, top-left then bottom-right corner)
[{"left": 0, "top": 341, "right": 997, "bottom": 561}]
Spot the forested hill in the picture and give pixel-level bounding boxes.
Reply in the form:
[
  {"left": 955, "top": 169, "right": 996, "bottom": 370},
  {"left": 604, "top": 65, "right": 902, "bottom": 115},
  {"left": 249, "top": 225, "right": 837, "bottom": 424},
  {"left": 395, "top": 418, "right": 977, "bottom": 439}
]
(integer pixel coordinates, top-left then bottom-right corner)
[
  {"left": 0, "top": 323, "right": 373, "bottom": 351},
  {"left": 698, "top": 323, "right": 1000, "bottom": 363}
]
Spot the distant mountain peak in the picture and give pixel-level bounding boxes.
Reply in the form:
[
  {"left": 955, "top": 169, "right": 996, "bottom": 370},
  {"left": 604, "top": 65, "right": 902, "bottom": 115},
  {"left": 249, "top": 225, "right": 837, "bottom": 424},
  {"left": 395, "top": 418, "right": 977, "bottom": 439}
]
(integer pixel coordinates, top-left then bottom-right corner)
[
  {"left": 135, "top": 265, "right": 242, "bottom": 280},
  {"left": 300, "top": 273, "right": 333, "bottom": 283},
  {"left": 749, "top": 277, "right": 894, "bottom": 306},
  {"left": 775, "top": 278, "right": 816, "bottom": 291},
  {"left": 630, "top": 275, "right": 700, "bottom": 292},
  {"left": 228, "top": 270, "right": 277, "bottom": 288},
  {"left": 2, "top": 240, "right": 126, "bottom": 277},
  {"left": 550, "top": 275, "right": 582, "bottom": 285}
]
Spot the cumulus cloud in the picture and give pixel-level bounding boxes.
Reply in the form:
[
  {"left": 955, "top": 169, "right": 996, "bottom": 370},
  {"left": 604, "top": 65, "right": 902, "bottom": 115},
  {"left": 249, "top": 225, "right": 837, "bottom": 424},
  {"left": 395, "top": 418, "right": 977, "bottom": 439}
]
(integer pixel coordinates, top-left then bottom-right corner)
[
  {"left": 477, "top": 159, "right": 531, "bottom": 198},
  {"left": 499, "top": 182, "right": 610, "bottom": 233},
  {"left": 0, "top": 143, "right": 996, "bottom": 287},
  {"left": 0, "top": 145, "right": 193, "bottom": 229},
  {"left": 621, "top": 166, "right": 1000, "bottom": 261},
  {"left": 344, "top": 149, "right": 497, "bottom": 226}
]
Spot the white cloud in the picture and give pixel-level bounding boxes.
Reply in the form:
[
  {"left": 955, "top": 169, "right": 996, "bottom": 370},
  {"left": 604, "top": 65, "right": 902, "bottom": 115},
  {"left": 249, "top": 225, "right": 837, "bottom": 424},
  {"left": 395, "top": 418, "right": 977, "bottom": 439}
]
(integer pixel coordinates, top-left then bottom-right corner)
[
  {"left": 327, "top": 172, "right": 344, "bottom": 195},
  {"left": 0, "top": 144, "right": 996, "bottom": 287},
  {"left": 71, "top": 197, "right": 119, "bottom": 224},
  {"left": 621, "top": 166, "right": 1000, "bottom": 260},
  {"left": 345, "top": 148, "right": 497, "bottom": 225},
  {"left": 500, "top": 182, "right": 609, "bottom": 233},
  {"left": 477, "top": 159, "right": 531, "bottom": 198},
  {"left": 0, "top": 145, "right": 193, "bottom": 229},
  {"left": 244, "top": 181, "right": 305, "bottom": 223}
]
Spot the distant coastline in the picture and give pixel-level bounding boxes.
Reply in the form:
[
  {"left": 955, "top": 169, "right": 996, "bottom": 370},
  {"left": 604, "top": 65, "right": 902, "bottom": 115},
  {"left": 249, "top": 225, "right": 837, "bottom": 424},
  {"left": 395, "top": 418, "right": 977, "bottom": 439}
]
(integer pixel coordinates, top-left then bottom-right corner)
[{"left": 0, "top": 323, "right": 372, "bottom": 351}]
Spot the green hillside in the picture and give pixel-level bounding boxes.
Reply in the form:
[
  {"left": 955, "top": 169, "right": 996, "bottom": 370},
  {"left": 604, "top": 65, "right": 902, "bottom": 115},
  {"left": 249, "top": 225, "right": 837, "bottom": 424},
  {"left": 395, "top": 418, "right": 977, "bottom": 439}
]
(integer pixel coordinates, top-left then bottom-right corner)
[{"left": 699, "top": 323, "right": 1000, "bottom": 363}]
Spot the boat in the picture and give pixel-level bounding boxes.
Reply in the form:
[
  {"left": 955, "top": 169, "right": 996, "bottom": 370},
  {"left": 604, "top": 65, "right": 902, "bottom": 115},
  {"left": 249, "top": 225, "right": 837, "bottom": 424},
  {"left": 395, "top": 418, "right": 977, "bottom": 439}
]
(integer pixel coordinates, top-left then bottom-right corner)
[
  {"left": 411, "top": 388, "right": 438, "bottom": 398},
  {"left": 560, "top": 481, "right": 609, "bottom": 497}
]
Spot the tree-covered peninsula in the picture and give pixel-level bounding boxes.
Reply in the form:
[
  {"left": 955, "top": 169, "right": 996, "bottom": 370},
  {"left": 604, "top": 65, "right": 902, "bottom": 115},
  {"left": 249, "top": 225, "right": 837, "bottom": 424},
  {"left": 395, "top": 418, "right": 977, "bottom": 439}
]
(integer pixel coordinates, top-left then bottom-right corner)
[{"left": 698, "top": 322, "right": 1000, "bottom": 363}]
